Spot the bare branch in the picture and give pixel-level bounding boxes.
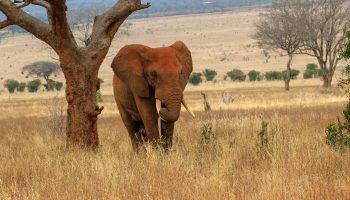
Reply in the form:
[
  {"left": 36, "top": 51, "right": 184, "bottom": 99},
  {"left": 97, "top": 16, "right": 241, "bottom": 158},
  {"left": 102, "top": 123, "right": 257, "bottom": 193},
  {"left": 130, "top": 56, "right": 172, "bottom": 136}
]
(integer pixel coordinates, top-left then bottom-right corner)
[
  {"left": 87, "top": 0, "right": 150, "bottom": 51},
  {"left": 49, "top": 0, "right": 77, "bottom": 50},
  {"left": 0, "top": 18, "right": 12, "bottom": 29},
  {"left": 0, "top": 0, "right": 55, "bottom": 47}
]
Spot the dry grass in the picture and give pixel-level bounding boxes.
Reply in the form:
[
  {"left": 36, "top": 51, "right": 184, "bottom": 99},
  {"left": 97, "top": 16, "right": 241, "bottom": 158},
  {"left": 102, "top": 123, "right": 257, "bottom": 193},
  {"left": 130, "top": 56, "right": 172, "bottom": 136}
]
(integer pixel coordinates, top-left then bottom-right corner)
[{"left": 1, "top": 85, "right": 350, "bottom": 199}]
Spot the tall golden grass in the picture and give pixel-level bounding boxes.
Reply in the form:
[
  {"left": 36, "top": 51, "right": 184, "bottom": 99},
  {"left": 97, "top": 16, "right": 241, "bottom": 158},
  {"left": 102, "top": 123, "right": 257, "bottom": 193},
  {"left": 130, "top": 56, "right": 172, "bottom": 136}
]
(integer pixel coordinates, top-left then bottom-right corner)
[{"left": 1, "top": 85, "right": 350, "bottom": 199}]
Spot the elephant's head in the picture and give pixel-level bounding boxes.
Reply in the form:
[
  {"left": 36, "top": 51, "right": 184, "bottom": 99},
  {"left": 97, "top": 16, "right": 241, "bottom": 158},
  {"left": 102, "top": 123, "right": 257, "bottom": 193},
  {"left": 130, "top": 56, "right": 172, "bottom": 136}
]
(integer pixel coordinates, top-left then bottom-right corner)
[{"left": 111, "top": 41, "right": 194, "bottom": 122}]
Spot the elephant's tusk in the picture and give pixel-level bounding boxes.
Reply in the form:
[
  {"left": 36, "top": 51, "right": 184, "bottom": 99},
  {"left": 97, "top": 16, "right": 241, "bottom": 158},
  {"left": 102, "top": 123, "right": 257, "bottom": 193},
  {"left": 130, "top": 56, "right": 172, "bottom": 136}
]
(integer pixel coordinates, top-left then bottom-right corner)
[
  {"left": 156, "top": 99, "right": 162, "bottom": 138},
  {"left": 156, "top": 99, "right": 162, "bottom": 116},
  {"left": 182, "top": 99, "right": 195, "bottom": 118},
  {"left": 158, "top": 117, "right": 162, "bottom": 139}
]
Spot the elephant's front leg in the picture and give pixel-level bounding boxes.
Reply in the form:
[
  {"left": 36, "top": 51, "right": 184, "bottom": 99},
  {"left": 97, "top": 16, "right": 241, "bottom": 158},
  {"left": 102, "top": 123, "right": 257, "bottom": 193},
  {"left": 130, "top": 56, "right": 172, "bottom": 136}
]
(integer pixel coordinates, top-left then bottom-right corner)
[
  {"left": 161, "top": 121, "right": 174, "bottom": 150},
  {"left": 134, "top": 97, "right": 160, "bottom": 145}
]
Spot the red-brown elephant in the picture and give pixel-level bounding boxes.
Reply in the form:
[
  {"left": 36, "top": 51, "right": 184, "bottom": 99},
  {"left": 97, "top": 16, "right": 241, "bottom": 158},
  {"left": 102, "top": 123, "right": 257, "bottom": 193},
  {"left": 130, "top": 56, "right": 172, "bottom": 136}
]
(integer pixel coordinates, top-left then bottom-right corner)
[{"left": 111, "top": 41, "right": 195, "bottom": 151}]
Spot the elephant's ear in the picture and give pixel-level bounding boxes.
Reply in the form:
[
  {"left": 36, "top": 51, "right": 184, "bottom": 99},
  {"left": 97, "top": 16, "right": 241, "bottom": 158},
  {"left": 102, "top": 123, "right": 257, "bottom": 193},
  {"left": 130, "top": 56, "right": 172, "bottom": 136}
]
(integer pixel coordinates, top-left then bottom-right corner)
[
  {"left": 111, "top": 45, "right": 150, "bottom": 98},
  {"left": 170, "top": 41, "right": 193, "bottom": 90}
]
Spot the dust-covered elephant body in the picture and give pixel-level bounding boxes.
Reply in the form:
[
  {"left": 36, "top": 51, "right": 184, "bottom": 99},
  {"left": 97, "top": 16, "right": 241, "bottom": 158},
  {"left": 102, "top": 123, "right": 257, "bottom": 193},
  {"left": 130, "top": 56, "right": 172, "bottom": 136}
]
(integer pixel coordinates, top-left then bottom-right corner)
[{"left": 112, "top": 41, "right": 194, "bottom": 150}]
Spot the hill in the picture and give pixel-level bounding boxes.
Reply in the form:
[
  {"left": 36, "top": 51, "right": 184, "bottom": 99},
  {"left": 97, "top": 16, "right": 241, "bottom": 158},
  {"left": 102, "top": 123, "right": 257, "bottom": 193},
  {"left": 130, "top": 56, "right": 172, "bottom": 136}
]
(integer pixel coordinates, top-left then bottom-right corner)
[{"left": 2, "top": 0, "right": 272, "bottom": 20}]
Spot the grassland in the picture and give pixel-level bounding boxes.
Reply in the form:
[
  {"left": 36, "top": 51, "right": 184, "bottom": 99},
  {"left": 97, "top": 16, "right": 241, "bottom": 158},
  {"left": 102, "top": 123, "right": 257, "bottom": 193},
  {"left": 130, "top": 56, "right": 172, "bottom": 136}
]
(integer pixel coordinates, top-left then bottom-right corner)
[{"left": 1, "top": 83, "right": 350, "bottom": 199}]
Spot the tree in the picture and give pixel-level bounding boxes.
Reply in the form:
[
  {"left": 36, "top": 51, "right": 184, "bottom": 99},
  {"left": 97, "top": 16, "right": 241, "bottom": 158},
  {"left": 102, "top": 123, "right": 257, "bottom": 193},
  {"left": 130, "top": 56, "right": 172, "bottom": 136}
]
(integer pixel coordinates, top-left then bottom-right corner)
[
  {"left": 265, "top": 71, "right": 283, "bottom": 80},
  {"left": 303, "top": 63, "right": 321, "bottom": 79},
  {"left": 282, "top": 69, "right": 300, "bottom": 80},
  {"left": 189, "top": 72, "right": 203, "bottom": 85},
  {"left": 27, "top": 79, "right": 41, "bottom": 92},
  {"left": 253, "top": 0, "right": 303, "bottom": 90},
  {"left": 297, "top": 0, "right": 350, "bottom": 87},
  {"left": 55, "top": 81, "right": 63, "bottom": 91},
  {"left": 4, "top": 79, "right": 19, "bottom": 93},
  {"left": 22, "top": 61, "right": 60, "bottom": 91},
  {"left": 68, "top": 5, "right": 105, "bottom": 46},
  {"left": 202, "top": 68, "right": 217, "bottom": 81},
  {"left": 17, "top": 82, "right": 26, "bottom": 92},
  {"left": 227, "top": 69, "right": 246, "bottom": 81},
  {"left": 0, "top": 0, "right": 150, "bottom": 149},
  {"left": 248, "top": 70, "right": 261, "bottom": 81}
]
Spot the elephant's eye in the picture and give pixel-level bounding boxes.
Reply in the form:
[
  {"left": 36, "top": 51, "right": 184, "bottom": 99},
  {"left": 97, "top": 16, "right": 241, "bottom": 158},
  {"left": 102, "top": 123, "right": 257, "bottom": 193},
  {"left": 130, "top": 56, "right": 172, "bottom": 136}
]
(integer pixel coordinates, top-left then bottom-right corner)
[{"left": 150, "top": 71, "right": 158, "bottom": 78}]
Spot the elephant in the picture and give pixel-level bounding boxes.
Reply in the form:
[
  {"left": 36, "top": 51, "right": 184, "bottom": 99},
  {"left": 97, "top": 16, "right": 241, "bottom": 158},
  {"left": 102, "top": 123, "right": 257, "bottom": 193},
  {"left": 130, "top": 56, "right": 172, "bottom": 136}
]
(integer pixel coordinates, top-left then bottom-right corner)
[{"left": 111, "top": 41, "right": 195, "bottom": 151}]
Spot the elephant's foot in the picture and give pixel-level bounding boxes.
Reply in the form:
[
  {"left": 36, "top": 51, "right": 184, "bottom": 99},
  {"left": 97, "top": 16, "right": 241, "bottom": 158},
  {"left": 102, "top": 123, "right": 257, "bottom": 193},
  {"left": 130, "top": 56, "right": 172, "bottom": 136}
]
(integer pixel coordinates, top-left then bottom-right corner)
[{"left": 134, "top": 127, "right": 147, "bottom": 144}]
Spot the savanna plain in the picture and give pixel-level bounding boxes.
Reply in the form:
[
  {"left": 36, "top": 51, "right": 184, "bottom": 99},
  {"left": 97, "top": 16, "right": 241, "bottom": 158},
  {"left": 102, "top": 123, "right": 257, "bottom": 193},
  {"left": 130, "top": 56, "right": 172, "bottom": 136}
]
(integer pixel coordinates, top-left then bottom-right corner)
[{"left": 1, "top": 9, "right": 350, "bottom": 200}]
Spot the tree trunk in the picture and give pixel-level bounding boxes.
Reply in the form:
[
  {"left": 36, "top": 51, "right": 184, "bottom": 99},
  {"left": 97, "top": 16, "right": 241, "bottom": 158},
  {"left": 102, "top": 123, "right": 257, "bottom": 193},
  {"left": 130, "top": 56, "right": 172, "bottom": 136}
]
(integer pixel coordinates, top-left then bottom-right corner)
[
  {"left": 322, "top": 73, "right": 332, "bottom": 87},
  {"left": 284, "top": 78, "right": 290, "bottom": 91},
  {"left": 284, "top": 54, "right": 293, "bottom": 91},
  {"left": 62, "top": 55, "right": 103, "bottom": 150}
]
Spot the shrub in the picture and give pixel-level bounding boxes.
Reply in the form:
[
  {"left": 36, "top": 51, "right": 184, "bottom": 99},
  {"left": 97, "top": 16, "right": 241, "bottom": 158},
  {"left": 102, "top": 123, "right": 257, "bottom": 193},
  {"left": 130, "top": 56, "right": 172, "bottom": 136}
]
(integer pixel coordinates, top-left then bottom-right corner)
[
  {"left": 265, "top": 71, "right": 283, "bottom": 80},
  {"left": 17, "top": 82, "right": 26, "bottom": 92},
  {"left": 96, "top": 90, "right": 103, "bottom": 103},
  {"left": 303, "top": 69, "right": 314, "bottom": 79},
  {"left": 189, "top": 72, "right": 203, "bottom": 85},
  {"left": 199, "top": 123, "right": 214, "bottom": 148},
  {"left": 227, "top": 69, "right": 246, "bottom": 81},
  {"left": 248, "top": 70, "right": 261, "bottom": 81},
  {"left": 202, "top": 69, "right": 217, "bottom": 81},
  {"left": 345, "top": 65, "right": 350, "bottom": 76},
  {"left": 291, "top": 69, "right": 300, "bottom": 79},
  {"left": 46, "top": 97, "right": 66, "bottom": 135},
  {"left": 44, "top": 79, "right": 56, "bottom": 91},
  {"left": 258, "top": 120, "right": 270, "bottom": 156},
  {"left": 198, "top": 123, "right": 222, "bottom": 156},
  {"left": 325, "top": 100, "right": 350, "bottom": 149},
  {"left": 306, "top": 63, "right": 318, "bottom": 71},
  {"left": 4, "top": 79, "right": 19, "bottom": 93},
  {"left": 282, "top": 69, "right": 300, "bottom": 80},
  {"left": 304, "top": 63, "right": 322, "bottom": 79},
  {"left": 314, "top": 69, "right": 322, "bottom": 78},
  {"left": 27, "top": 79, "right": 41, "bottom": 92},
  {"left": 55, "top": 81, "right": 63, "bottom": 91}
]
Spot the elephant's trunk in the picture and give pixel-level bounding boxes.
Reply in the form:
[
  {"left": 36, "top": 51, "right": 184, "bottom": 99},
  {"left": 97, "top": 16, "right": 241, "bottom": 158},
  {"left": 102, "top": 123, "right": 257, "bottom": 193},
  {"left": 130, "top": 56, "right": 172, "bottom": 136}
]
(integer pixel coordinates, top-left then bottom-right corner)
[{"left": 157, "top": 96, "right": 182, "bottom": 122}]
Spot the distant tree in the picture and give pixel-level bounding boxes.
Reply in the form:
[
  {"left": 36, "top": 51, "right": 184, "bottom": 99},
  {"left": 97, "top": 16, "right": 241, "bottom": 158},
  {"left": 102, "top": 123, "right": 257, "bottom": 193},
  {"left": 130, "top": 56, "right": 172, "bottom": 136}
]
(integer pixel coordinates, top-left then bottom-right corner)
[
  {"left": 189, "top": 72, "right": 203, "bottom": 85},
  {"left": 295, "top": 0, "right": 350, "bottom": 87},
  {"left": 68, "top": 5, "right": 106, "bottom": 46},
  {"left": 17, "top": 82, "right": 26, "bottom": 92},
  {"left": 4, "top": 79, "right": 19, "bottom": 93},
  {"left": 22, "top": 61, "right": 61, "bottom": 91},
  {"left": 282, "top": 69, "right": 300, "bottom": 80},
  {"left": 248, "top": 70, "right": 261, "bottom": 81},
  {"left": 27, "top": 79, "right": 41, "bottom": 93},
  {"left": 253, "top": 0, "right": 303, "bottom": 90},
  {"left": 265, "top": 71, "right": 283, "bottom": 81},
  {"left": 44, "top": 79, "right": 56, "bottom": 91},
  {"left": 202, "top": 69, "right": 217, "bottom": 81},
  {"left": 227, "top": 69, "right": 246, "bottom": 81},
  {"left": 55, "top": 82, "right": 64, "bottom": 91},
  {"left": 303, "top": 63, "right": 321, "bottom": 79}
]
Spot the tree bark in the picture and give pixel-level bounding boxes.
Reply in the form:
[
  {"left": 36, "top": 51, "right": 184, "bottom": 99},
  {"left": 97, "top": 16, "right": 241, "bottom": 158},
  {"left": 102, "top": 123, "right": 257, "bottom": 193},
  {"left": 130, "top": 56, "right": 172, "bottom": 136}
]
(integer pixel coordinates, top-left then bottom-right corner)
[
  {"left": 284, "top": 54, "right": 293, "bottom": 91},
  {"left": 322, "top": 74, "right": 333, "bottom": 87},
  {"left": 318, "top": 61, "right": 333, "bottom": 88},
  {"left": 61, "top": 54, "right": 104, "bottom": 150}
]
